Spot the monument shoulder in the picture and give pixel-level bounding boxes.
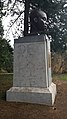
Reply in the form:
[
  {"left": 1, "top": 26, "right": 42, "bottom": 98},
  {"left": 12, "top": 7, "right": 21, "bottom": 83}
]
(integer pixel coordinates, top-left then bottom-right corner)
[{"left": 14, "top": 34, "right": 48, "bottom": 44}]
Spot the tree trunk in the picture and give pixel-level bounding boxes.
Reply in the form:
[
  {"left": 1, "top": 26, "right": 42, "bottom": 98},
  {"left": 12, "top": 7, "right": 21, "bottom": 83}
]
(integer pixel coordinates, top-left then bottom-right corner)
[{"left": 24, "top": 0, "right": 30, "bottom": 36}]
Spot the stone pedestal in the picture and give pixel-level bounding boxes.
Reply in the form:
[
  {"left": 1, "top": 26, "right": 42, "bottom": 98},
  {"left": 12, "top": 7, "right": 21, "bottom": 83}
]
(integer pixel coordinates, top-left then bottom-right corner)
[{"left": 6, "top": 35, "right": 56, "bottom": 106}]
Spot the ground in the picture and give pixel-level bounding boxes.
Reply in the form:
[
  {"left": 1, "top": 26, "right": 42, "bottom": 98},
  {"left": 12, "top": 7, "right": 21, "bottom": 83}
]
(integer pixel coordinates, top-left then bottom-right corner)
[{"left": 0, "top": 75, "right": 67, "bottom": 119}]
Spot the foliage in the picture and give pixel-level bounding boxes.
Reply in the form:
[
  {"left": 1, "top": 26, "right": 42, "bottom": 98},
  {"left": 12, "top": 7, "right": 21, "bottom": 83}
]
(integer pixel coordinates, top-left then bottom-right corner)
[
  {"left": 31, "top": 0, "right": 67, "bottom": 53},
  {"left": 0, "top": 74, "right": 13, "bottom": 100},
  {"left": 52, "top": 52, "right": 67, "bottom": 73},
  {"left": 0, "top": 1, "right": 13, "bottom": 72},
  {"left": 2, "top": 0, "right": 67, "bottom": 53},
  {"left": 0, "top": 1, "right": 4, "bottom": 38},
  {"left": 0, "top": 38, "right": 13, "bottom": 72}
]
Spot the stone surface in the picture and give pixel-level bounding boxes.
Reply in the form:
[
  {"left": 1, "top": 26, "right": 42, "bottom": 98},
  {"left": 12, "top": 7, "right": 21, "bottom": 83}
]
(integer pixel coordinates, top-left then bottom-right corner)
[
  {"left": 13, "top": 35, "right": 51, "bottom": 88},
  {"left": 6, "top": 35, "right": 56, "bottom": 105},
  {"left": 7, "top": 83, "right": 56, "bottom": 106}
]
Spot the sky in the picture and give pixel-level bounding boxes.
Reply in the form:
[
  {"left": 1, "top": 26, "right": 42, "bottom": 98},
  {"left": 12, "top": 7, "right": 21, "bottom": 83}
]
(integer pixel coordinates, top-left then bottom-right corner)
[
  {"left": 2, "top": 1, "right": 24, "bottom": 48},
  {"left": 2, "top": 2, "right": 67, "bottom": 48},
  {"left": 3, "top": 15, "right": 14, "bottom": 48},
  {"left": 2, "top": 13, "right": 24, "bottom": 48}
]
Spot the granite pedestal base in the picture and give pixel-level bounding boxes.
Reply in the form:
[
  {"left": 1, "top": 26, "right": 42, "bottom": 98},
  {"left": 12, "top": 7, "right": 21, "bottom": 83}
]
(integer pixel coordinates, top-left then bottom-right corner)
[{"left": 7, "top": 83, "right": 56, "bottom": 106}]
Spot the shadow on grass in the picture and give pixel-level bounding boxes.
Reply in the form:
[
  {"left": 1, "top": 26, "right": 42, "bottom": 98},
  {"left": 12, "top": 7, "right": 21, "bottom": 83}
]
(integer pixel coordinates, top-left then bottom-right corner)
[
  {"left": 0, "top": 73, "right": 13, "bottom": 101},
  {"left": 0, "top": 91, "right": 6, "bottom": 101}
]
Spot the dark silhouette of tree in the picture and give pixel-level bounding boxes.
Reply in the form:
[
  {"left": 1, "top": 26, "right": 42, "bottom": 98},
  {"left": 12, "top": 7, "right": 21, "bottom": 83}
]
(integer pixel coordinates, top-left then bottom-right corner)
[
  {"left": 2, "top": 0, "right": 67, "bottom": 53},
  {"left": 0, "top": 1, "right": 13, "bottom": 72}
]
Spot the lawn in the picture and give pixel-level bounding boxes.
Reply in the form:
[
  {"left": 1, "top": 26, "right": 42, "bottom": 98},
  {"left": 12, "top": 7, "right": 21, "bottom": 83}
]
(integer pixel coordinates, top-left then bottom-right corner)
[
  {"left": 0, "top": 74, "right": 13, "bottom": 100},
  {"left": 0, "top": 73, "right": 67, "bottom": 101},
  {"left": 53, "top": 73, "right": 67, "bottom": 81},
  {"left": 0, "top": 73, "right": 67, "bottom": 119}
]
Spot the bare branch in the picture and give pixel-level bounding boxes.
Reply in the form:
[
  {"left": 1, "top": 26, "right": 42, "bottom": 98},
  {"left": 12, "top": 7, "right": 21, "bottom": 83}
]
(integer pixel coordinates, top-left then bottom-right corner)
[{"left": 5, "top": 10, "right": 24, "bottom": 37}]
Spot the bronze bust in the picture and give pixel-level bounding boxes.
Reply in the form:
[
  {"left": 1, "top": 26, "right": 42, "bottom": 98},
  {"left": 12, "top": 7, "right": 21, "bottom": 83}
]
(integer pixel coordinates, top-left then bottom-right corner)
[{"left": 30, "top": 9, "right": 47, "bottom": 34}]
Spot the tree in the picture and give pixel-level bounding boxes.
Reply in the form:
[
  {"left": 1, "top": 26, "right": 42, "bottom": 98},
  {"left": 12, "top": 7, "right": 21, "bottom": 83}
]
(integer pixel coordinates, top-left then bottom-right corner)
[
  {"left": 0, "top": 1, "right": 13, "bottom": 72},
  {"left": 2, "top": 0, "right": 67, "bottom": 53},
  {"left": 0, "top": 39, "right": 13, "bottom": 72},
  {"left": 30, "top": 0, "right": 67, "bottom": 53},
  {"left": 0, "top": 1, "right": 4, "bottom": 38}
]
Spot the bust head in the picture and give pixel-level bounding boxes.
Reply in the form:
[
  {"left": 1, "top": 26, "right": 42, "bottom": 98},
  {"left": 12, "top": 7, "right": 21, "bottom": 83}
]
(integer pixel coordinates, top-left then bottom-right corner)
[{"left": 30, "top": 9, "right": 47, "bottom": 34}]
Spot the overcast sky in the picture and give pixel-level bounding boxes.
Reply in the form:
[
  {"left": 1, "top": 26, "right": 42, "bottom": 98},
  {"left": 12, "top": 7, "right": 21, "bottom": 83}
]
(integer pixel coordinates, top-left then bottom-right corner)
[
  {"left": 2, "top": 15, "right": 14, "bottom": 48},
  {"left": 2, "top": 2, "right": 67, "bottom": 48}
]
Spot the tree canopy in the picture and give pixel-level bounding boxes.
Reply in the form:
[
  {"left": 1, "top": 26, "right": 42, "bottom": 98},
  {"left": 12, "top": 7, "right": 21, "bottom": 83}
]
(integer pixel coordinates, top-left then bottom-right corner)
[
  {"left": 2, "top": 0, "right": 67, "bottom": 53},
  {"left": 0, "top": 1, "right": 13, "bottom": 72}
]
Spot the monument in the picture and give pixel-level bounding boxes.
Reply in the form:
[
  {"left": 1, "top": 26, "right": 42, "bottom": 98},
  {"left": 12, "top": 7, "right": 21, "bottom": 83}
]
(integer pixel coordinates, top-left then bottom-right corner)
[{"left": 6, "top": 9, "right": 56, "bottom": 106}]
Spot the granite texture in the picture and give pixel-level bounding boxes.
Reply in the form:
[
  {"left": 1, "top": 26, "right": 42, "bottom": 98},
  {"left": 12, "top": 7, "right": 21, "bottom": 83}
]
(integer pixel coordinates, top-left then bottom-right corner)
[
  {"left": 13, "top": 36, "right": 51, "bottom": 88},
  {"left": 6, "top": 35, "right": 56, "bottom": 105},
  {"left": 7, "top": 83, "right": 56, "bottom": 106}
]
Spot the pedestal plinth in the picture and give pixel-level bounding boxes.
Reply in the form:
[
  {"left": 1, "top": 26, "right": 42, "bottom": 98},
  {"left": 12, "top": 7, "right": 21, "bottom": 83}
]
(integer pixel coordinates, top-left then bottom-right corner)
[{"left": 6, "top": 35, "right": 56, "bottom": 106}]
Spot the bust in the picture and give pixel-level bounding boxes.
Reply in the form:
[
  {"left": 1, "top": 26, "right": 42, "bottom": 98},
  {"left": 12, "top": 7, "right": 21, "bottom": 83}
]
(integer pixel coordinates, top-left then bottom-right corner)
[{"left": 30, "top": 9, "right": 47, "bottom": 34}]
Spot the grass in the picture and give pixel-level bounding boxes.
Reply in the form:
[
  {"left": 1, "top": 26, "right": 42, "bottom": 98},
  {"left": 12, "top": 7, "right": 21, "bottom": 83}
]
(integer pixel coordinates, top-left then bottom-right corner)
[
  {"left": 53, "top": 73, "right": 67, "bottom": 81},
  {"left": 0, "top": 73, "right": 13, "bottom": 100},
  {"left": 59, "top": 74, "right": 67, "bottom": 80},
  {"left": 0, "top": 73, "right": 67, "bottom": 101}
]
